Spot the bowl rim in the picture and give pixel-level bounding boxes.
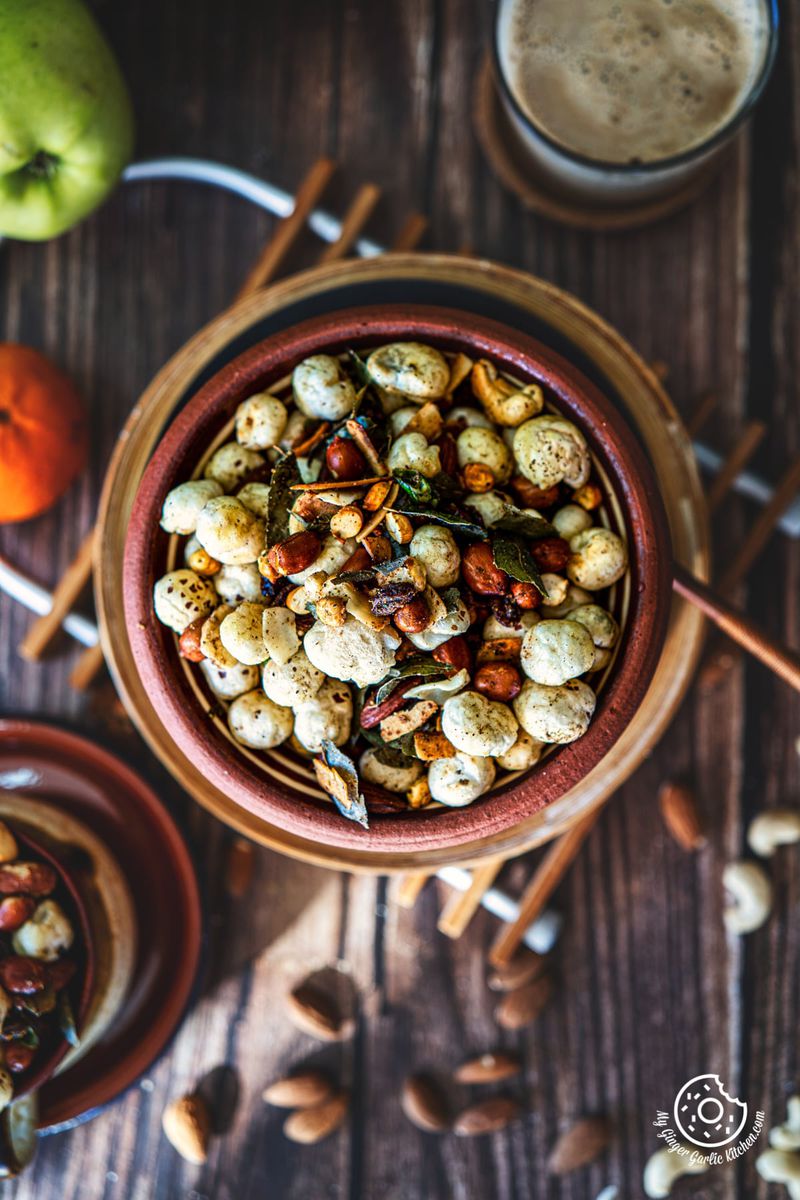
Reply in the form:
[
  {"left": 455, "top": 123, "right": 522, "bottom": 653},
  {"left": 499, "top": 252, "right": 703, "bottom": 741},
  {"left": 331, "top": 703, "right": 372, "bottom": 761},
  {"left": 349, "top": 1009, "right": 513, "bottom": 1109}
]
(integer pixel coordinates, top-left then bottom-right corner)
[
  {"left": 11, "top": 827, "right": 95, "bottom": 1098},
  {"left": 123, "top": 304, "right": 672, "bottom": 853}
]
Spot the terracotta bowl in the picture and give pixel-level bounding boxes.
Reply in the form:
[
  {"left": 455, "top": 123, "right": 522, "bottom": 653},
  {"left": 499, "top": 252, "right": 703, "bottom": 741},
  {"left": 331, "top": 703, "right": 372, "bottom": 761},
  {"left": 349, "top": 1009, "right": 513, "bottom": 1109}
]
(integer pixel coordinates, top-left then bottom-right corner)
[
  {"left": 123, "top": 306, "right": 671, "bottom": 854},
  {"left": 10, "top": 828, "right": 94, "bottom": 1098}
]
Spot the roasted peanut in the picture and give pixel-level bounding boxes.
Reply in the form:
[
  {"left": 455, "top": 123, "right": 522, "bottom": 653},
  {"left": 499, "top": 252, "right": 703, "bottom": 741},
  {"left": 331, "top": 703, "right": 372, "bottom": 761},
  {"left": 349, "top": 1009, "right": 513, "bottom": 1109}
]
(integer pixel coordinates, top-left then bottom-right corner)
[
  {"left": 330, "top": 506, "right": 364, "bottom": 540},
  {"left": 531, "top": 536, "right": 570, "bottom": 573},
  {"left": 47, "top": 959, "right": 77, "bottom": 991},
  {"left": 0, "top": 956, "right": 48, "bottom": 994},
  {"left": 474, "top": 662, "right": 522, "bottom": 702},
  {"left": 385, "top": 512, "right": 414, "bottom": 544},
  {"left": 0, "top": 897, "right": 35, "bottom": 933},
  {"left": 510, "top": 476, "right": 560, "bottom": 509},
  {"left": 432, "top": 636, "right": 472, "bottom": 673},
  {"left": 363, "top": 533, "right": 391, "bottom": 562},
  {"left": 476, "top": 637, "right": 522, "bottom": 664},
  {"left": 267, "top": 530, "right": 321, "bottom": 577},
  {"left": 461, "top": 542, "right": 508, "bottom": 596},
  {"left": 510, "top": 581, "right": 541, "bottom": 610},
  {"left": 178, "top": 617, "right": 206, "bottom": 662},
  {"left": 362, "top": 480, "right": 393, "bottom": 511},
  {"left": 340, "top": 544, "right": 372, "bottom": 574},
  {"left": 0, "top": 863, "right": 57, "bottom": 896},
  {"left": 573, "top": 483, "right": 603, "bottom": 511},
  {"left": 463, "top": 462, "right": 495, "bottom": 493},
  {"left": 326, "top": 436, "right": 367, "bottom": 480},
  {"left": 0, "top": 823, "right": 18, "bottom": 864},
  {"left": 436, "top": 432, "right": 458, "bottom": 476},
  {"left": 186, "top": 546, "right": 222, "bottom": 576},
  {"left": 393, "top": 595, "right": 432, "bottom": 634}
]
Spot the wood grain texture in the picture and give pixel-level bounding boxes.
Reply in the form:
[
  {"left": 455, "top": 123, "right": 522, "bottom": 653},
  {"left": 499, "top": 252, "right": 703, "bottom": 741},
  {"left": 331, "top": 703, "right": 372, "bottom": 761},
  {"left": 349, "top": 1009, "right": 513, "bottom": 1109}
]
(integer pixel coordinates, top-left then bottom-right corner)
[{"left": 0, "top": 0, "right": 797, "bottom": 1197}]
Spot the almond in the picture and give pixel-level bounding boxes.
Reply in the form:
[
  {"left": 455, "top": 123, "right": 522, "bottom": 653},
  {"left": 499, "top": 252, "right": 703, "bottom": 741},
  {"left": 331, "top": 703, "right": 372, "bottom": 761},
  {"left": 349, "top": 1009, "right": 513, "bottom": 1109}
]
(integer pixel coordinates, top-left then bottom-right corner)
[
  {"left": 283, "top": 1090, "right": 349, "bottom": 1144},
  {"left": 658, "top": 782, "right": 706, "bottom": 851},
  {"left": 162, "top": 1093, "right": 211, "bottom": 1164},
  {"left": 453, "top": 1096, "right": 522, "bottom": 1137},
  {"left": 454, "top": 1052, "right": 521, "bottom": 1085},
  {"left": 495, "top": 974, "right": 553, "bottom": 1030},
  {"left": 224, "top": 837, "right": 254, "bottom": 898},
  {"left": 401, "top": 1073, "right": 451, "bottom": 1132},
  {"left": 262, "top": 1070, "right": 333, "bottom": 1109},
  {"left": 268, "top": 530, "right": 321, "bottom": 577},
  {"left": 548, "top": 1116, "right": 612, "bottom": 1174},
  {"left": 286, "top": 981, "right": 354, "bottom": 1043},
  {"left": 487, "top": 950, "right": 547, "bottom": 992}
]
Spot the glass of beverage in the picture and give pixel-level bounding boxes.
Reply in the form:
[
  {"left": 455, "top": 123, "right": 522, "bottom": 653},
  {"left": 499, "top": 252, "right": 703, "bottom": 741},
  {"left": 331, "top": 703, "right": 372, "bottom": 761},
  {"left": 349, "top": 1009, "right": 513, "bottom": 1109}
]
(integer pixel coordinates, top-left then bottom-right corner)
[{"left": 492, "top": 0, "right": 779, "bottom": 205}]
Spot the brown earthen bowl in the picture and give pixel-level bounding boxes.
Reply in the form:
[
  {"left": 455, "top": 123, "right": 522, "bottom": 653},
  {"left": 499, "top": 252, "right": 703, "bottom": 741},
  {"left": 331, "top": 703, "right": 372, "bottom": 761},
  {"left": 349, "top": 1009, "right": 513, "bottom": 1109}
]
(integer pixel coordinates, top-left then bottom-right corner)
[{"left": 123, "top": 306, "right": 671, "bottom": 853}]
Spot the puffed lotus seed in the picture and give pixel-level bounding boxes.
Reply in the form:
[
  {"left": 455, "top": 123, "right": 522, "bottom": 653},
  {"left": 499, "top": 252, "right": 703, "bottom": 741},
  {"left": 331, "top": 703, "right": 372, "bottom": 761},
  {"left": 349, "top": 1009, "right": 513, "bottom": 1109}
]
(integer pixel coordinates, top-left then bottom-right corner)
[
  {"left": 428, "top": 753, "right": 496, "bottom": 806},
  {"left": 513, "top": 678, "right": 596, "bottom": 744},
  {"left": 441, "top": 691, "right": 518, "bottom": 758},
  {"left": 409, "top": 525, "right": 461, "bottom": 588},
  {"left": 199, "top": 658, "right": 259, "bottom": 699},
  {"left": 219, "top": 602, "right": 268, "bottom": 666},
  {"left": 567, "top": 528, "right": 628, "bottom": 591},
  {"left": 228, "top": 689, "right": 293, "bottom": 750},
  {"left": 359, "top": 748, "right": 423, "bottom": 793},
  {"left": 235, "top": 393, "right": 288, "bottom": 450},
  {"left": 456, "top": 427, "right": 513, "bottom": 484},
  {"left": 387, "top": 432, "right": 441, "bottom": 479},
  {"left": 366, "top": 342, "right": 450, "bottom": 401},
  {"left": 292, "top": 678, "right": 353, "bottom": 753},
  {"left": 154, "top": 570, "right": 217, "bottom": 634},
  {"left": 195, "top": 496, "right": 265, "bottom": 566},
  {"left": 160, "top": 480, "right": 223, "bottom": 535},
  {"left": 293, "top": 355, "right": 357, "bottom": 421},
  {"left": 520, "top": 619, "right": 596, "bottom": 687},
  {"left": 204, "top": 442, "right": 265, "bottom": 491}
]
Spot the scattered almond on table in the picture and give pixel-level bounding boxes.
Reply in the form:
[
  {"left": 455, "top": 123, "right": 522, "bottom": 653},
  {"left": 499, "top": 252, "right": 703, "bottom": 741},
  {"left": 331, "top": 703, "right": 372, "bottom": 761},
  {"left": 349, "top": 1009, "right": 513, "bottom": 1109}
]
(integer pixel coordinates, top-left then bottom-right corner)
[
  {"left": 454, "top": 1052, "right": 521, "bottom": 1084},
  {"left": 494, "top": 972, "right": 553, "bottom": 1030},
  {"left": 286, "top": 976, "right": 355, "bottom": 1043},
  {"left": 657, "top": 781, "right": 706, "bottom": 851},
  {"left": 401, "top": 1073, "right": 452, "bottom": 1133},
  {"left": 453, "top": 1096, "right": 522, "bottom": 1137},
  {"left": 262, "top": 1070, "right": 334, "bottom": 1109},
  {"left": 162, "top": 1092, "right": 211, "bottom": 1164},
  {"left": 282, "top": 1090, "right": 350, "bottom": 1145},
  {"left": 547, "top": 1115, "right": 612, "bottom": 1174}
]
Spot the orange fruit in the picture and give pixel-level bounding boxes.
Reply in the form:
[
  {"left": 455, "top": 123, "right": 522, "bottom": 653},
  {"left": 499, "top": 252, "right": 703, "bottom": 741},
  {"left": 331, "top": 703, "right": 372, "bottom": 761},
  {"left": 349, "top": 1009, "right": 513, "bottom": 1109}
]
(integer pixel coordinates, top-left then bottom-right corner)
[{"left": 0, "top": 343, "right": 88, "bottom": 523}]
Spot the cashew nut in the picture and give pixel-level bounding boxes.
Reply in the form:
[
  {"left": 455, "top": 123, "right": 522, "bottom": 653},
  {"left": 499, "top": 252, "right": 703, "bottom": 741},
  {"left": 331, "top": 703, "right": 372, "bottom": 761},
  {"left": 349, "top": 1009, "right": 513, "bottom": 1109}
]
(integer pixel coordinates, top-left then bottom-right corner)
[
  {"left": 643, "top": 1146, "right": 709, "bottom": 1198},
  {"left": 471, "top": 359, "right": 544, "bottom": 427},
  {"left": 747, "top": 809, "right": 800, "bottom": 858},
  {"left": 756, "top": 1148, "right": 800, "bottom": 1199},
  {"left": 723, "top": 860, "right": 773, "bottom": 933},
  {"left": 770, "top": 1096, "right": 800, "bottom": 1152}
]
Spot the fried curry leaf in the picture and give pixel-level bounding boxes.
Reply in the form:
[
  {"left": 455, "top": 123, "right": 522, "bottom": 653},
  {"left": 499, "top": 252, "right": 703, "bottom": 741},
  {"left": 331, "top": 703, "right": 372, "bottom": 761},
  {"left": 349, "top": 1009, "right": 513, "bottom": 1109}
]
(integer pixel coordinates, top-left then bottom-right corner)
[
  {"left": 441, "top": 586, "right": 461, "bottom": 614},
  {"left": 394, "top": 469, "right": 432, "bottom": 505},
  {"left": 347, "top": 348, "right": 371, "bottom": 388},
  {"left": 493, "top": 503, "right": 558, "bottom": 540},
  {"left": 317, "top": 740, "right": 369, "bottom": 830},
  {"left": 392, "top": 502, "right": 485, "bottom": 538},
  {"left": 266, "top": 454, "right": 300, "bottom": 546},
  {"left": 372, "top": 743, "right": 418, "bottom": 769},
  {"left": 492, "top": 535, "right": 549, "bottom": 597}
]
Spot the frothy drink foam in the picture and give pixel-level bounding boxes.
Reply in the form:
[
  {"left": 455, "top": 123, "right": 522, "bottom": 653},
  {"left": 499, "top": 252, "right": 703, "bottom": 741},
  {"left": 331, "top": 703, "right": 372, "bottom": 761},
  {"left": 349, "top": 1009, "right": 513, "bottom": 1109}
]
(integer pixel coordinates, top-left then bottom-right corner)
[{"left": 500, "top": 0, "right": 769, "bottom": 164}]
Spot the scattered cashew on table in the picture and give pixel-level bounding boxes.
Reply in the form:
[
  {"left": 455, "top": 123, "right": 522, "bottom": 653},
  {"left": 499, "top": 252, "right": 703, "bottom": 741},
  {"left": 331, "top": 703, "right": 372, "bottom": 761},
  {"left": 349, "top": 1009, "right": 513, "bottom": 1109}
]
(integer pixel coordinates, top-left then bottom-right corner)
[
  {"left": 721, "top": 805, "right": 800, "bottom": 935},
  {"left": 642, "top": 1145, "right": 709, "bottom": 1197},
  {"left": 757, "top": 1096, "right": 800, "bottom": 1198}
]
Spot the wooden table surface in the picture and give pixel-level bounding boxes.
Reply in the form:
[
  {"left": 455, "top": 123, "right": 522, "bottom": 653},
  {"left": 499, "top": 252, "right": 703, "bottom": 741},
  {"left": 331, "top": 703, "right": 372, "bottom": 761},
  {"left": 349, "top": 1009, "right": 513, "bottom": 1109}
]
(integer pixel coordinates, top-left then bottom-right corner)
[{"left": 1, "top": 2, "right": 798, "bottom": 1197}]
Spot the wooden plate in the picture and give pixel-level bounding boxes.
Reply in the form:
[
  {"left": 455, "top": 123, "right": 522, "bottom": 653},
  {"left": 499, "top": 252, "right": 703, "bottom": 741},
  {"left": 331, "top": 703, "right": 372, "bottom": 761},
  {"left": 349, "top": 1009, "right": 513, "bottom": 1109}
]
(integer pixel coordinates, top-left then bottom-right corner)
[
  {"left": 0, "top": 720, "right": 202, "bottom": 1132},
  {"left": 96, "top": 253, "right": 709, "bottom": 872}
]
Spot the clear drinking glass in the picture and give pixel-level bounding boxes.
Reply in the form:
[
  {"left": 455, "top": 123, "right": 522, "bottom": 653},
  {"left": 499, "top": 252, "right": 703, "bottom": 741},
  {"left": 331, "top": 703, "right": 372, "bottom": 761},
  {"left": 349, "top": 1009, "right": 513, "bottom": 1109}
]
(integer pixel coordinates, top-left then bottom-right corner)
[{"left": 492, "top": 0, "right": 779, "bottom": 206}]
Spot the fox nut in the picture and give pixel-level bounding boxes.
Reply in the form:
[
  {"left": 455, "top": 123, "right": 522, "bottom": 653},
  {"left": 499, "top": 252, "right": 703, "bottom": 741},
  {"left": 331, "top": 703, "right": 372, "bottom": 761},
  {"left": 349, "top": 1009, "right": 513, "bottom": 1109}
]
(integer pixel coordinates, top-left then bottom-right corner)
[
  {"left": 441, "top": 690, "right": 518, "bottom": 758},
  {"left": 520, "top": 619, "right": 596, "bottom": 686},
  {"left": 513, "top": 679, "right": 596, "bottom": 744},
  {"left": 154, "top": 570, "right": 218, "bottom": 635},
  {"left": 195, "top": 496, "right": 265, "bottom": 566},
  {"left": 567, "top": 528, "right": 628, "bottom": 591},
  {"left": 427, "top": 753, "right": 496, "bottom": 807},
  {"left": 227, "top": 689, "right": 293, "bottom": 750},
  {"left": 235, "top": 392, "right": 288, "bottom": 450},
  {"left": 203, "top": 442, "right": 265, "bottom": 492},
  {"left": 160, "top": 479, "right": 223, "bottom": 535}
]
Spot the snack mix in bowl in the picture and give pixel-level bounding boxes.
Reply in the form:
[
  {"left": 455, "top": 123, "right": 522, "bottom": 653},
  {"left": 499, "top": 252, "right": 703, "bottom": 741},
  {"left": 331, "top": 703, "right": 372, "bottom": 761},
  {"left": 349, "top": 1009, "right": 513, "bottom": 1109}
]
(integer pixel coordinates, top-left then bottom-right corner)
[{"left": 152, "top": 342, "right": 629, "bottom": 829}]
